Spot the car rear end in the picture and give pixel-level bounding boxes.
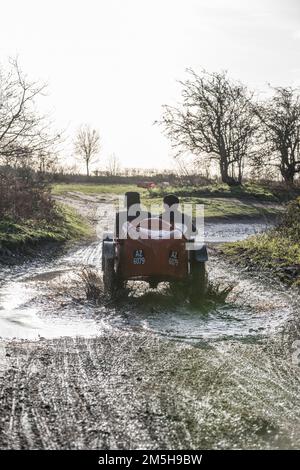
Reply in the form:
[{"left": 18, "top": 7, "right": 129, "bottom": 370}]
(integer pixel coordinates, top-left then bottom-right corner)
[{"left": 116, "top": 237, "right": 188, "bottom": 282}]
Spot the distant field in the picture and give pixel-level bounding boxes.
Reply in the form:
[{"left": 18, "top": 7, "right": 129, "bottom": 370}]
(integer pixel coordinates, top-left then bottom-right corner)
[
  {"left": 52, "top": 181, "right": 277, "bottom": 200},
  {"left": 52, "top": 183, "right": 282, "bottom": 220},
  {"left": 52, "top": 183, "right": 147, "bottom": 196},
  {"left": 52, "top": 180, "right": 300, "bottom": 202}
]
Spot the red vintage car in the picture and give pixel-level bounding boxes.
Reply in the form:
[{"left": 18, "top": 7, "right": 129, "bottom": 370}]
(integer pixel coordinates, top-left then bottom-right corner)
[{"left": 101, "top": 216, "right": 208, "bottom": 304}]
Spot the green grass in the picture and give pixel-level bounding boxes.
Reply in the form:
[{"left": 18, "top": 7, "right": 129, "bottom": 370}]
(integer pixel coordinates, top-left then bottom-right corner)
[
  {"left": 0, "top": 204, "right": 91, "bottom": 251},
  {"left": 144, "top": 196, "right": 281, "bottom": 220},
  {"left": 223, "top": 233, "right": 300, "bottom": 266},
  {"left": 203, "top": 198, "right": 281, "bottom": 219},
  {"left": 221, "top": 233, "right": 300, "bottom": 286},
  {"left": 221, "top": 197, "right": 300, "bottom": 286},
  {"left": 52, "top": 183, "right": 148, "bottom": 196},
  {"left": 148, "top": 182, "right": 279, "bottom": 202}
]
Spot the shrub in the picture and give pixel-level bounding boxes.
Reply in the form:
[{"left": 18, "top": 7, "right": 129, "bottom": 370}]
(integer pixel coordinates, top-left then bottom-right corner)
[
  {"left": 0, "top": 168, "right": 57, "bottom": 222},
  {"left": 78, "top": 268, "right": 103, "bottom": 301},
  {"left": 279, "top": 197, "right": 300, "bottom": 242}
]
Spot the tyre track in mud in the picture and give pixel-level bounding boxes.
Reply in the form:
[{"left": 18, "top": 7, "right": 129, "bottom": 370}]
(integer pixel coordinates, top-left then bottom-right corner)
[
  {"left": 1, "top": 330, "right": 300, "bottom": 449},
  {"left": 0, "top": 334, "right": 194, "bottom": 449}
]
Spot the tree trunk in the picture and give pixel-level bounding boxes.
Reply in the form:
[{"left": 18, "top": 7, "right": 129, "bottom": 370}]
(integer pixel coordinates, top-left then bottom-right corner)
[
  {"left": 219, "top": 157, "right": 239, "bottom": 186},
  {"left": 281, "top": 165, "right": 295, "bottom": 184},
  {"left": 280, "top": 149, "right": 296, "bottom": 184},
  {"left": 86, "top": 160, "right": 89, "bottom": 177},
  {"left": 238, "top": 159, "right": 243, "bottom": 184}
]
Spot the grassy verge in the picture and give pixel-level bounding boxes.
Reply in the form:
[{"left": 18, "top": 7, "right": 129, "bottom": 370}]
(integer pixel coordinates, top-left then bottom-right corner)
[
  {"left": 0, "top": 204, "right": 91, "bottom": 254},
  {"left": 220, "top": 198, "right": 300, "bottom": 286}
]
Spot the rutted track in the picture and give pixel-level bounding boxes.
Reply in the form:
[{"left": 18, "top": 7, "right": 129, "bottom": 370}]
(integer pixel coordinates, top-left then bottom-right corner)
[{"left": 0, "top": 193, "right": 299, "bottom": 449}]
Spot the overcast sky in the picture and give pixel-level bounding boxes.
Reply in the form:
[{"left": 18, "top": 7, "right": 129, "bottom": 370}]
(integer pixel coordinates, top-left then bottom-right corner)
[{"left": 1, "top": 0, "right": 300, "bottom": 170}]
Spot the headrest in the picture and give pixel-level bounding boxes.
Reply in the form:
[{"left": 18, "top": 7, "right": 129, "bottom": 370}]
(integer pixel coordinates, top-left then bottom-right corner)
[
  {"left": 163, "top": 194, "right": 179, "bottom": 207},
  {"left": 125, "top": 191, "right": 141, "bottom": 209}
]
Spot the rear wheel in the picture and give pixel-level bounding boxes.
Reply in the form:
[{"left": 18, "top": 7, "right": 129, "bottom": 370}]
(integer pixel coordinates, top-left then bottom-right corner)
[
  {"left": 189, "top": 261, "right": 207, "bottom": 305},
  {"left": 103, "top": 257, "right": 115, "bottom": 295},
  {"left": 116, "top": 277, "right": 127, "bottom": 290}
]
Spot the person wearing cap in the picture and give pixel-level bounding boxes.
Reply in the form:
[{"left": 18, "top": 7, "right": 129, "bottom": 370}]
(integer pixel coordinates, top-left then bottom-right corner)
[{"left": 159, "top": 194, "right": 196, "bottom": 238}]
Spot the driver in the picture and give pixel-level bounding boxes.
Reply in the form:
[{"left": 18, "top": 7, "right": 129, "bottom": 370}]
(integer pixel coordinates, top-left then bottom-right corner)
[
  {"left": 115, "top": 191, "right": 151, "bottom": 238},
  {"left": 159, "top": 194, "right": 196, "bottom": 238}
]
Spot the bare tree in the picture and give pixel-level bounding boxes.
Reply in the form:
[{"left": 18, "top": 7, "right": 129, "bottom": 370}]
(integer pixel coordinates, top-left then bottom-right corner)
[
  {"left": 74, "top": 124, "right": 100, "bottom": 176},
  {"left": 174, "top": 154, "right": 206, "bottom": 185},
  {"left": 0, "top": 58, "right": 60, "bottom": 168},
  {"left": 254, "top": 87, "right": 300, "bottom": 184},
  {"left": 106, "top": 153, "right": 120, "bottom": 176},
  {"left": 159, "top": 69, "right": 256, "bottom": 186}
]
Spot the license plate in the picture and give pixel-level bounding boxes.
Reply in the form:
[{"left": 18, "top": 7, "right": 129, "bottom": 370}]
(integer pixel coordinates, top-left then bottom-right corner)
[
  {"left": 169, "top": 250, "right": 179, "bottom": 266},
  {"left": 133, "top": 249, "right": 145, "bottom": 265}
]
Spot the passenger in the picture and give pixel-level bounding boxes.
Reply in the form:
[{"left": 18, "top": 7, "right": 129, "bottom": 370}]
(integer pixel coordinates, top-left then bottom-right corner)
[
  {"left": 159, "top": 194, "right": 196, "bottom": 238},
  {"left": 115, "top": 191, "right": 151, "bottom": 238}
]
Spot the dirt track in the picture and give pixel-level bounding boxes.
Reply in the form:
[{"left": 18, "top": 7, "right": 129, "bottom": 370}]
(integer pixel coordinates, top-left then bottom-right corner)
[
  {"left": 2, "top": 329, "right": 300, "bottom": 449},
  {"left": 0, "top": 192, "right": 300, "bottom": 449}
]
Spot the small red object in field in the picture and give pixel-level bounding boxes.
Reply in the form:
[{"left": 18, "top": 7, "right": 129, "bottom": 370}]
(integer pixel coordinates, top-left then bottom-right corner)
[{"left": 137, "top": 181, "right": 156, "bottom": 189}]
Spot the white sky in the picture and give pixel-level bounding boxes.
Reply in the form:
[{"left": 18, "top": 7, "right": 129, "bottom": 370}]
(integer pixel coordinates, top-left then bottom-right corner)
[{"left": 0, "top": 0, "right": 300, "bottom": 170}]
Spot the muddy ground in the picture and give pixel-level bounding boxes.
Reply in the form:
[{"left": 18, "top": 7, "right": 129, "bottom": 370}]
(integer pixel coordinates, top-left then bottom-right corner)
[{"left": 0, "top": 193, "right": 300, "bottom": 449}]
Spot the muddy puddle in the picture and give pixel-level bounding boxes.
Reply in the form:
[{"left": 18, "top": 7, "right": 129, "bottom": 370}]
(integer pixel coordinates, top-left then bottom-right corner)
[
  {"left": 205, "top": 220, "right": 271, "bottom": 242},
  {"left": 0, "top": 217, "right": 291, "bottom": 343}
]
